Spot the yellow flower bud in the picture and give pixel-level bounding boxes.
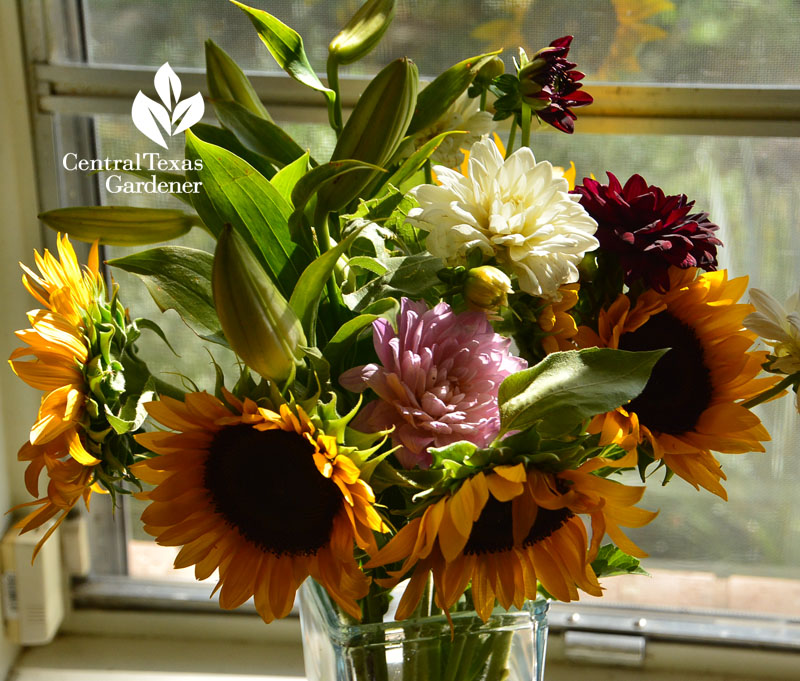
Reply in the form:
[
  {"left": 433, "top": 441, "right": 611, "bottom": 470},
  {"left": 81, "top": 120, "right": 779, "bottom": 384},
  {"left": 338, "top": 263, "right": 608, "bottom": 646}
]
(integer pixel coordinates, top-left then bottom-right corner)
[
  {"left": 329, "top": 0, "right": 396, "bottom": 66},
  {"left": 464, "top": 266, "right": 512, "bottom": 310},
  {"left": 212, "top": 227, "right": 307, "bottom": 382}
]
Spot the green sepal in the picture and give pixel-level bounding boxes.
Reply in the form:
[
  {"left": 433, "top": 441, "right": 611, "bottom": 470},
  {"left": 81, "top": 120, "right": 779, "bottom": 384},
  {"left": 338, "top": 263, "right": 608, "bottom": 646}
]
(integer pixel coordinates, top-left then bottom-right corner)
[{"left": 591, "top": 545, "right": 649, "bottom": 578}]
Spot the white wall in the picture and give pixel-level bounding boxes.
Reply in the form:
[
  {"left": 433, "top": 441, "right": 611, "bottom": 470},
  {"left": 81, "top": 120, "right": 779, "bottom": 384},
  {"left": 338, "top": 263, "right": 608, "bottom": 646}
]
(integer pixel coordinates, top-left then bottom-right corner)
[{"left": 0, "top": 0, "right": 49, "bottom": 676}]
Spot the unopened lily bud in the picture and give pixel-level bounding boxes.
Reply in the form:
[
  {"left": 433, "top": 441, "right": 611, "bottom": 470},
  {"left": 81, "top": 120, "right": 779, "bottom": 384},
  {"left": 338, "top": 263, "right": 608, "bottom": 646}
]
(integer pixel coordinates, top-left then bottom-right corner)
[
  {"left": 38, "top": 207, "right": 198, "bottom": 246},
  {"left": 464, "top": 266, "right": 512, "bottom": 310},
  {"left": 213, "top": 227, "right": 306, "bottom": 382},
  {"left": 317, "top": 57, "right": 418, "bottom": 214},
  {"left": 329, "top": 0, "right": 396, "bottom": 66},
  {"left": 205, "top": 40, "right": 272, "bottom": 120}
]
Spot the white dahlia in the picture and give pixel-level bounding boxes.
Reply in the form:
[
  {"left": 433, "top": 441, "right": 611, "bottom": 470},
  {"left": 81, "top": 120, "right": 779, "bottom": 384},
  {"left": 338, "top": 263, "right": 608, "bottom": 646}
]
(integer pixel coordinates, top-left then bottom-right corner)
[{"left": 408, "top": 136, "right": 598, "bottom": 300}]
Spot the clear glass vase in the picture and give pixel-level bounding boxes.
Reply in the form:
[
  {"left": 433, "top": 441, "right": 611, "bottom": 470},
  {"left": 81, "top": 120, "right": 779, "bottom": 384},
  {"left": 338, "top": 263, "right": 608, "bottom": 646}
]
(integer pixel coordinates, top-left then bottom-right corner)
[{"left": 298, "top": 579, "right": 549, "bottom": 681}]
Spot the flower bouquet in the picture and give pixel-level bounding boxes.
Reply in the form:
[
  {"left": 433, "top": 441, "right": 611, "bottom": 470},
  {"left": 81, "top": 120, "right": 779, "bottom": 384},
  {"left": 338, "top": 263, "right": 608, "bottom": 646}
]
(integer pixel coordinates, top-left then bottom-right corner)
[{"left": 8, "top": 1, "right": 799, "bottom": 680}]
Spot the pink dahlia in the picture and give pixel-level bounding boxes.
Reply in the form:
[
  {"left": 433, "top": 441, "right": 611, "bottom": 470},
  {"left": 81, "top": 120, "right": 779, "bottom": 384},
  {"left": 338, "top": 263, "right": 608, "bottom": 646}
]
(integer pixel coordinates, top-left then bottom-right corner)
[{"left": 340, "top": 299, "right": 526, "bottom": 469}]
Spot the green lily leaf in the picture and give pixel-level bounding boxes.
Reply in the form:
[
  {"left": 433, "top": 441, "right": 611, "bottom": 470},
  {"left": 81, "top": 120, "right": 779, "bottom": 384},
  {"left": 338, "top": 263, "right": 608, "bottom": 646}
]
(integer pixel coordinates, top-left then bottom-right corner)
[
  {"left": 408, "top": 50, "right": 502, "bottom": 134},
  {"left": 271, "top": 151, "right": 311, "bottom": 206},
  {"left": 289, "top": 224, "right": 366, "bottom": 344},
  {"left": 322, "top": 297, "right": 398, "bottom": 369},
  {"left": 291, "top": 159, "right": 387, "bottom": 219},
  {"left": 498, "top": 348, "right": 667, "bottom": 437},
  {"left": 213, "top": 99, "right": 306, "bottom": 168},
  {"left": 230, "top": 0, "right": 334, "bottom": 107},
  {"left": 191, "top": 122, "right": 276, "bottom": 179},
  {"left": 185, "top": 130, "right": 309, "bottom": 299},
  {"left": 108, "top": 246, "right": 226, "bottom": 345},
  {"left": 379, "top": 130, "right": 463, "bottom": 195}
]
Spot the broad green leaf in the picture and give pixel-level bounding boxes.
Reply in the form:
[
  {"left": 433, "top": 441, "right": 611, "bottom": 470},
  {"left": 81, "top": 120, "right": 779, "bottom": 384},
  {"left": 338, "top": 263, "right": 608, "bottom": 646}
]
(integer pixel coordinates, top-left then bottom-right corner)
[
  {"left": 343, "top": 253, "right": 444, "bottom": 310},
  {"left": 289, "top": 225, "right": 365, "bottom": 344},
  {"left": 591, "top": 545, "right": 649, "bottom": 578},
  {"left": 498, "top": 348, "right": 667, "bottom": 436},
  {"left": 191, "top": 123, "right": 276, "bottom": 179},
  {"left": 38, "top": 206, "right": 199, "bottom": 245},
  {"left": 408, "top": 50, "right": 502, "bottom": 134},
  {"left": 213, "top": 100, "right": 306, "bottom": 168},
  {"left": 185, "top": 130, "right": 308, "bottom": 298},
  {"left": 379, "top": 130, "right": 462, "bottom": 196},
  {"left": 108, "top": 246, "right": 225, "bottom": 345},
  {"left": 271, "top": 151, "right": 311, "bottom": 205},
  {"left": 231, "top": 0, "right": 334, "bottom": 106},
  {"left": 322, "top": 297, "right": 397, "bottom": 368},
  {"left": 205, "top": 39, "right": 272, "bottom": 121},
  {"left": 291, "top": 159, "right": 386, "bottom": 219}
]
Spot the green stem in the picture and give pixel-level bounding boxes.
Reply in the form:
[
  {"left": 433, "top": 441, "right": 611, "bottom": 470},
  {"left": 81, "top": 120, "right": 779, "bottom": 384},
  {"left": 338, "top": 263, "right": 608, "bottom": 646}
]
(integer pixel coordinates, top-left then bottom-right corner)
[
  {"left": 742, "top": 373, "right": 799, "bottom": 408},
  {"left": 484, "top": 631, "right": 514, "bottom": 681},
  {"left": 520, "top": 102, "right": 533, "bottom": 150},
  {"left": 424, "top": 159, "right": 433, "bottom": 185},
  {"left": 505, "top": 119, "right": 517, "bottom": 159},
  {"left": 479, "top": 89, "right": 487, "bottom": 112},
  {"left": 326, "top": 56, "right": 343, "bottom": 136}
]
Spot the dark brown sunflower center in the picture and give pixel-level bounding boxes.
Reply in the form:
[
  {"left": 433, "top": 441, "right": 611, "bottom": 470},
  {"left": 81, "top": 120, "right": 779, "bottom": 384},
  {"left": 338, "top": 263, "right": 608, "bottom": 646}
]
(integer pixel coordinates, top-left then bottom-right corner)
[
  {"left": 204, "top": 425, "right": 342, "bottom": 556},
  {"left": 523, "top": 507, "right": 573, "bottom": 547},
  {"left": 463, "top": 496, "right": 514, "bottom": 555},
  {"left": 618, "top": 310, "right": 713, "bottom": 435}
]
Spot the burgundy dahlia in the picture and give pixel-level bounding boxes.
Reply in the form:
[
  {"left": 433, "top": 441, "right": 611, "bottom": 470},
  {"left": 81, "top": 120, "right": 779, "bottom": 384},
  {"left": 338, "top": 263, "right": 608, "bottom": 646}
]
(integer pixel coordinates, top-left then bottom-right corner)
[
  {"left": 518, "top": 36, "right": 593, "bottom": 134},
  {"left": 574, "top": 173, "right": 723, "bottom": 292},
  {"left": 339, "top": 298, "right": 526, "bottom": 469}
]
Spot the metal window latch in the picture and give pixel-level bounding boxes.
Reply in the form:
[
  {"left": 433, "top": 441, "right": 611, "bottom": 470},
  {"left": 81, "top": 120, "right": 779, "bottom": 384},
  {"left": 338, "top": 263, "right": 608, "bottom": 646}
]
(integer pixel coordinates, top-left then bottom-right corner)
[{"left": 564, "top": 630, "right": 646, "bottom": 667}]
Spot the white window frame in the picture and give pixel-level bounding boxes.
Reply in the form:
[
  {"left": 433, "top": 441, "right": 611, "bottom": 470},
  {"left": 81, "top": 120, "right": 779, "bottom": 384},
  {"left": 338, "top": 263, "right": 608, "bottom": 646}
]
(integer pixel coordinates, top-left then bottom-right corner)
[{"left": 9, "top": 0, "right": 800, "bottom": 678}]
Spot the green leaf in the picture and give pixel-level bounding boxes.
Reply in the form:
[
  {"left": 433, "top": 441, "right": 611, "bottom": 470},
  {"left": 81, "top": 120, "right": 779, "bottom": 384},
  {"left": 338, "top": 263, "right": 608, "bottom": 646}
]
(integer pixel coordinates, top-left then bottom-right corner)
[
  {"left": 108, "top": 246, "right": 225, "bottom": 345},
  {"left": 271, "top": 151, "right": 311, "bottom": 206},
  {"left": 213, "top": 100, "right": 307, "bottom": 168},
  {"left": 498, "top": 348, "right": 667, "bottom": 437},
  {"left": 288, "top": 225, "right": 365, "bottom": 344},
  {"left": 591, "top": 545, "right": 649, "bottom": 578},
  {"left": 322, "top": 297, "right": 397, "bottom": 368},
  {"left": 291, "top": 159, "right": 387, "bottom": 219},
  {"left": 205, "top": 39, "right": 273, "bottom": 121},
  {"left": 347, "top": 256, "right": 388, "bottom": 276},
  {"left": 343, "top": 253, "right": 444, "bottom": 310},
  {"left": 408, "top": 50, "right": 502, "bottom": 134},
  {"left": 185, "top": 130, "right": 309, "bottom": 299},
  {"left": 38, "top": 206, "right": 199, "bottom": 245},
  {"left": 379, "top": 130, "right": 462, "bottom": 196},
  {"left": 191, "top": 123, "right": 276, "bottom": 179},
  {"left": 231, "top": 0, "right": 334, "bottom": 107},
  {"left": 135, "top": 318, "right": 179, "bottom": 356}
]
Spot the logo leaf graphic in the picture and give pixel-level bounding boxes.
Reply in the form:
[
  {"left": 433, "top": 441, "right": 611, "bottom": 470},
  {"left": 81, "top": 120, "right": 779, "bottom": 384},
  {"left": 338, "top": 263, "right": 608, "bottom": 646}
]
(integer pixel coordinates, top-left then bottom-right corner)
[
  {"left": 132, "top": 91, "right": 171, "bottom": 149},
  {"left": 154, "top": 62, "right": 181, "bottom": 110},
  {"left": 172, "top": 92, "right": 205, "bottom": 135}
]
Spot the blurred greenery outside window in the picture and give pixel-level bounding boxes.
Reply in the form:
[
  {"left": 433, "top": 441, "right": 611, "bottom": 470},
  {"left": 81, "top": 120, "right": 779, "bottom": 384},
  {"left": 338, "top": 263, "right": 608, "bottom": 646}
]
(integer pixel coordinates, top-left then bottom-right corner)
[{"left": 25, "top": 0, "right": 800, "bottom": 630}]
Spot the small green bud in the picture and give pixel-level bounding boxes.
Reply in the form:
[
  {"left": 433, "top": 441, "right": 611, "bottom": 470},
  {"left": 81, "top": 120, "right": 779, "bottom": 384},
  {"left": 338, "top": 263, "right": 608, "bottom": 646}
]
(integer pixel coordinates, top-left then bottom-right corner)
[
  {"left": 329, "top": 0, "right": 396, "bottom": 66},
  {"left": 212, "top": 227, "right": 307, "bottom": 382},
  {"left": 38, "top": 207, "right": 198, "bottom": 246},
  {"left": 205, "top": 39, "right": 272, "bottom": 121},
  {"left": 464, "top": 266, "right": 512, "bottom": 311},
  {"left": 474, "top": 56, "right": 506, "bottom": 87}
]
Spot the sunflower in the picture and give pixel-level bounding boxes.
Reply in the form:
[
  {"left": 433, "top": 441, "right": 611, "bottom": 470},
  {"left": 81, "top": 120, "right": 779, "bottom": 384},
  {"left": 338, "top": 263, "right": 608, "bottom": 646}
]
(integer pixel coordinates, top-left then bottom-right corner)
[
  {"left": 8, "top": 235, "right": 106, "bottom": 554},
  {"left": 132, "top": 391, "right": 388, "bottom": 622},
  {"left": 575, "top": 267, "right": 777, "bottom": 498},
  {"left": 366, "top": 453, "right": 655, "bottom": 621}
]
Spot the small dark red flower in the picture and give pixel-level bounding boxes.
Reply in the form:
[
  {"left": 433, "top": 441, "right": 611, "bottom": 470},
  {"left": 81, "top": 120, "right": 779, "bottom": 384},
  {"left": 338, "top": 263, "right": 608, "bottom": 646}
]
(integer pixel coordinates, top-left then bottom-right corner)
[
  {"left": 518, "top": 36, "right": 593, "bottom": 134},
  {"left": 573, "top": 173, "right": 723, "bottom": 292}
]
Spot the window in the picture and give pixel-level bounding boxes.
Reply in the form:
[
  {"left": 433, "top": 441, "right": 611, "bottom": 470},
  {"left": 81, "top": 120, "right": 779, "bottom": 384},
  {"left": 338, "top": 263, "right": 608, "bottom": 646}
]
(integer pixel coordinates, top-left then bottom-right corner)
[{"left": 16, "top": 0, "right": 800, "bottom": 668}]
